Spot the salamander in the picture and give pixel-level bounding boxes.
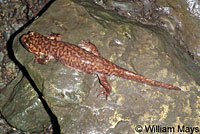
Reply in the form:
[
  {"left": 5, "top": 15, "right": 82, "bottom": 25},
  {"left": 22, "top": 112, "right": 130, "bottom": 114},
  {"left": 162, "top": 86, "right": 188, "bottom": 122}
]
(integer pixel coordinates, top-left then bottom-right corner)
[{"left": 20, "top": 31, "right": 181, "bottom": 99}]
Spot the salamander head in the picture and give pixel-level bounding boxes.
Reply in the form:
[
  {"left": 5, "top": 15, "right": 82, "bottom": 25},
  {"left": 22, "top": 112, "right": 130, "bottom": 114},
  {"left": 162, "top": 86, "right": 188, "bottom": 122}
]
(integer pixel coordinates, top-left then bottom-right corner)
[{"left": 21, "top": 31, "right": 46, "bottom": 56}]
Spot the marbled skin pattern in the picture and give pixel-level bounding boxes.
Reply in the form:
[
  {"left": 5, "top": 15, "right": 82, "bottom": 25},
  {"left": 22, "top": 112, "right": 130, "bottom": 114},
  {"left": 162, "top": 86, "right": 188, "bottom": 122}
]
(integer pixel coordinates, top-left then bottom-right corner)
[{"left": 21, "top": 31, "right": 181, "bottom": 99}]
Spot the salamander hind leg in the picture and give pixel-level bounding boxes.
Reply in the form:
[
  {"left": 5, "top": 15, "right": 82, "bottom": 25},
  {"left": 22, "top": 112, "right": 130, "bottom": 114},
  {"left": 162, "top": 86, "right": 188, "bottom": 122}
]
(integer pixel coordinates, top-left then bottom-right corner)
[
  {"left": 34, "top": 55, "right": 50, "bottom": 64},
  {"left": 78, "top": 40, "right": 100, "bottom": 56},
  {"left": 97, "top": 74, "right": 112, "bottom": 99},
  {"left": 47, "top": 33, "right": 62, "bottom": 41}
]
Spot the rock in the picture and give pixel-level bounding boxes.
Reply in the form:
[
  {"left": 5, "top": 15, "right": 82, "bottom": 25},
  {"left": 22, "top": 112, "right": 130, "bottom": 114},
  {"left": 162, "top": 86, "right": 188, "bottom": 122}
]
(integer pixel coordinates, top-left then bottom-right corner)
[
  {"left": 5, "top": 62, "right": 16, "bottom": 75},
  {"left": 0, "top": 72, "right": 51, "bottom": 132},
  {"left": 156, "top": 0, "right": 200, "bottom": 65},
  {"left": 3, "top": 0, "right": 200, "bottom": 133},
  {"left": 0, "top": 52, "right": 4, "bottom": 63}
]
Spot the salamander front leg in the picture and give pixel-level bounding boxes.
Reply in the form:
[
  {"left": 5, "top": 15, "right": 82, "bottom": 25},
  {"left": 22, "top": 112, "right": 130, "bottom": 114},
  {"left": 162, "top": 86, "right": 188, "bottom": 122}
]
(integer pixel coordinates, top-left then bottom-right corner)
[
  {"left": 47, "top": 33, "right": 62, "bottom": 41},
  {"left": 34, "top": 55, "right": 50, "bottom": 65},
  {"left": 78, "top": 40, "right": 100, "bottom": 56},
  {"left": 97, "top": 74, "right": 112, "bottom": 99}
]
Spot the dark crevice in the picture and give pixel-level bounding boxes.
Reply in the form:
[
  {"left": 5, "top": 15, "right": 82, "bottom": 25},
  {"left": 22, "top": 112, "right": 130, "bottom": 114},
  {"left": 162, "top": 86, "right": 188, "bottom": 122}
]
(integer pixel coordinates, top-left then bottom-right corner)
[{"left": 6, "top": 0, "right": 60, "bottom": 133}]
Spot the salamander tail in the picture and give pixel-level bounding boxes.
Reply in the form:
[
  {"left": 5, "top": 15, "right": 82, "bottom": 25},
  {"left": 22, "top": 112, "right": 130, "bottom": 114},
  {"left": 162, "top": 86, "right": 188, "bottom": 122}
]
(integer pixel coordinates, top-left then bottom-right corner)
[{"left": 112, "top": 67, "right": 181, "bottom": 91}]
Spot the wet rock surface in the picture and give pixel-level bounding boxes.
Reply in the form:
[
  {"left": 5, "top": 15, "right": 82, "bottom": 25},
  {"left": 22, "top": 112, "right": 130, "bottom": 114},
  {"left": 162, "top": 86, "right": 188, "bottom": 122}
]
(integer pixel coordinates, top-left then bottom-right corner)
[
  {"left": 156, "top": 0, "right": 200, "bottom": 66},
  {"left": 1, "top": 0, "right": 200, "bottom": 134},
  {"left": 96, "top": 0, "right": 200, "bottom": 65},
  {"left": 0, "top": 0, "right": 52, "bottom": 133},
  {"left": 0, "top": 72, "right": 51, "bottom": 132}
]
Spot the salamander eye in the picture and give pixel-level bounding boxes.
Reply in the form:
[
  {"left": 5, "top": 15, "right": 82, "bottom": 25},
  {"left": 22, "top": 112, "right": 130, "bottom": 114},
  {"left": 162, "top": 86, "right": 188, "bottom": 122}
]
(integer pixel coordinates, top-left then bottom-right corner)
[{"left": 29, "top": 32, "right": 35, "bottom": 36}]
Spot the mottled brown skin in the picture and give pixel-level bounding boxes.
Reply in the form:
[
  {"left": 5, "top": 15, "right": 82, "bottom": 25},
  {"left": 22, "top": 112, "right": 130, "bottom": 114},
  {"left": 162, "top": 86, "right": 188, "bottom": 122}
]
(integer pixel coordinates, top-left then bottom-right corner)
[{"left": 21, "top": 31, "right": 181, "bottom": 99}]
